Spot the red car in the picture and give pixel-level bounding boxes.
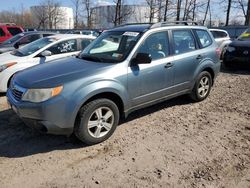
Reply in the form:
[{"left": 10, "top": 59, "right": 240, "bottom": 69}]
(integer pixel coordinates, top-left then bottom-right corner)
[{"left": 0, "top": 23, "right": 24, "bottom": 43}]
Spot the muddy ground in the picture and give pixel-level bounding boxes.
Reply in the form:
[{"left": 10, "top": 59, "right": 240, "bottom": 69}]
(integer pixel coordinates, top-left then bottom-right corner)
[{"left": 0, "top": 69, "right": 249, "bottom": 188}]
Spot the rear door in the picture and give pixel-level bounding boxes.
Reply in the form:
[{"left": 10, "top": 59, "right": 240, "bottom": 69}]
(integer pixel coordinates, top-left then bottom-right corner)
[{"left": 171, "top": 29, "right": 202, "bottom": 92}]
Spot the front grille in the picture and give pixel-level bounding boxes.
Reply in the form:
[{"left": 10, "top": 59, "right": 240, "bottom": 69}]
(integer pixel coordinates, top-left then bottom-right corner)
[{"left": 11, "top": 87, "right": 23, "bottom": 101}]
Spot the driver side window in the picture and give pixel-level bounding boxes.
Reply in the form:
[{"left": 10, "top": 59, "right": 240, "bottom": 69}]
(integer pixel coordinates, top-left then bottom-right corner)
[{"left": 136, "top": 31, "right": 169, "bottom": 61}]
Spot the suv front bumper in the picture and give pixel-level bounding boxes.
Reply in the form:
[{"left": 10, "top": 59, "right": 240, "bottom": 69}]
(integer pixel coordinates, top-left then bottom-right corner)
[{"left": 6, "top": 89, "right": 73, "bottom": 135}]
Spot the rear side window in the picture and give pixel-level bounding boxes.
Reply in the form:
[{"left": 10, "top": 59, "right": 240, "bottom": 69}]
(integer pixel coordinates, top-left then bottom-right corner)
[
  {"left": 137, "top": 31, "right": 169, "bottom": 60},
  {"left": 0, "top": 28, "right": 5, "bottom": 36},
  {"left": 7, "top": 27, "right": 22, "bottom": 35},
  {"left": 48, "top": 39, "right": 78, "bottom": 55},
  {"left": 173, "top": 30, "right": 196, "bottom": 54},
  {"left": 195, "top": 30, "right": 213, "bottom": 48}
]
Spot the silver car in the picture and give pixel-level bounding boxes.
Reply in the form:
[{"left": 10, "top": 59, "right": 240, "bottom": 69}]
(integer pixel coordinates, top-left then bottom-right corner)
[{"left": 7, "top": 22, "right": 221, "bottom": 145}]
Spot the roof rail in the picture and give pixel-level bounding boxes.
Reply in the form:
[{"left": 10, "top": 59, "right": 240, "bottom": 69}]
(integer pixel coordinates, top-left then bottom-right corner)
[
  {"left": 118, "top": 22, "right": 152, "bottom": 27},
  {"left": 0, "top": 23, "right": 16, "bottom": 26},
  {"left": 151, "top": 21, "right": 201, "bottom": 28}
]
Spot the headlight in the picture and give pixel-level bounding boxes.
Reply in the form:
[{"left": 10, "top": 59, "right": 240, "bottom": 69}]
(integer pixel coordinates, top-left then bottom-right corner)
[
  {"left": 227, "top": 46, "right": 236, "bottom": 52},
  {"left": 0, "top": 62, "right": 17, "bottom": 72},
  {"left": 22, "top": 86, "right": 63, "bottom": 103}
]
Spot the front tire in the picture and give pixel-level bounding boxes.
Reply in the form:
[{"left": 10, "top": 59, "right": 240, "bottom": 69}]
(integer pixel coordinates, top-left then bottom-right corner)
[
  {"left": 74, "top": 98, "right": 119, "bottom": 145},
  {"left": 190, "top": 71, "right": 212, "bottom": 102}
]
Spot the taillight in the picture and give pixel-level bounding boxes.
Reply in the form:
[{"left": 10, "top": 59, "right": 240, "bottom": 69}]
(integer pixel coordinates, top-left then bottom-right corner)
[{"left": 216, "top": 48, "right": 221, "bottom": 58}]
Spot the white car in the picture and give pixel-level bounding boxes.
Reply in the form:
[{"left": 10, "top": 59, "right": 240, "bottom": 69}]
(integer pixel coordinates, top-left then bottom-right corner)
[
  {"left": 209, "top": 29, "right": 231, "bottom": 58},
  {"left": 0, "top": 34, "right": 95, "bottom": 92}
]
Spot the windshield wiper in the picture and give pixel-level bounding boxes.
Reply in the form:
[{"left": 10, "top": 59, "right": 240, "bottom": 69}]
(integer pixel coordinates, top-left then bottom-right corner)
[{"left": 80, "top": 55, "right": 104, "bottom": 62}]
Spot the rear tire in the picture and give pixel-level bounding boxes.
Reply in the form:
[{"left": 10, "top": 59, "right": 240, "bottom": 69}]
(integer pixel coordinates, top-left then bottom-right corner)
[
  {"left": 74, "top": 98, "right": 119, "bottom": 145},
  {"left": 190, "top": 71, "right": 212, "bottom": 102}
]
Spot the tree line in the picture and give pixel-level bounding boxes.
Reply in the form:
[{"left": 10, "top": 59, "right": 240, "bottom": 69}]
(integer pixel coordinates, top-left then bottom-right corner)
[{"left": 0, "top": 0, "right": 249, "bottom": 29}]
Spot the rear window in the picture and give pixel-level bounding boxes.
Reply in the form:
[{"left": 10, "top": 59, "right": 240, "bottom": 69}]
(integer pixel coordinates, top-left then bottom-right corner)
[
  {"left": 195, "top": 30, "right": 213, "bottom": 48},
  {"left": 211, "top": 30, "right": 228, "bottom": 38},
  {"left": 0, "top": 28, "right": 5, "bottom": 37},
  {"left": 7, "top": 27, "right": 22, "bottom": 36}
]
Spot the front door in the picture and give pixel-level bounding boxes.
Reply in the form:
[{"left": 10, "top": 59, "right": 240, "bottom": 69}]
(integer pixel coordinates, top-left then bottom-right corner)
[{"left": 128, "top": 31, "right": 174, "bottom": 106}]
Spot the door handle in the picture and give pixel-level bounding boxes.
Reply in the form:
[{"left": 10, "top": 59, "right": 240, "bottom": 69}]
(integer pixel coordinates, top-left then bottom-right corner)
[
  {"left": 196, "top": 55, "right": 203, "bottom": 60},
  {"left": 164, "top": 62, "right": 173, "bottom": 68}
]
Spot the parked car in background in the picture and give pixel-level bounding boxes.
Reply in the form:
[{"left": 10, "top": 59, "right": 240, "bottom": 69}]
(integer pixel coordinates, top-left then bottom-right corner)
[
  {"left": 0, "top": 23, "right": 24, "bottom": 43},
  {"left": 7, "top": 22, "right": 221, "bottom": 145},
  {"left": 209, "top": 29, "right": 231, "bottom": 59},
  {"left": 223, "top": 28, "right": 250, "bottom": 68},
  {"left": 0, "top": 31, "right": 55, "bottom": 54},
  {"left": 0, "top": 34, "right": 95, "bottom": 92}
]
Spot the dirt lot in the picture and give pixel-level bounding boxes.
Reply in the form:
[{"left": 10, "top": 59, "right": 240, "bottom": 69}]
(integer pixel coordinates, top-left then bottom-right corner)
[{"left": 0, "top": 69, "right": 249, "bottom": 188}]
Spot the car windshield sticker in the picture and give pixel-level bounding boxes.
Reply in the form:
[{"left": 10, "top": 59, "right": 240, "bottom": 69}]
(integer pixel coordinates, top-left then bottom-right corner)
[
  {"left": 123, "top": 32, "right": 139, "bottom": 37},
  {"left": 58, "top": 40, "right": 75, "bottom": 53}
]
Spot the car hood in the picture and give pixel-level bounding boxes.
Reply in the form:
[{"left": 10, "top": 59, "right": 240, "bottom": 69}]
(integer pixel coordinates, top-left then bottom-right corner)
[
  {"left": 229, "top": 40, "right": 250, "bottom": 47},
  {"left": 15, "top": 57, "right": 115, "bottom": 88},
  {"left": 0, "top": 52, "right": 21, "bottom": 65}
]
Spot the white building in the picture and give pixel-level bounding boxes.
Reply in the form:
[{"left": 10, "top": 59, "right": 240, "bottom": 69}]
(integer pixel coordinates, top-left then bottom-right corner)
[
  {"left": 92, "top": 5, "right": 158, "bottom": 29},
  {"left": 30, "top": 6, "right": 74, "bottom": 29}
]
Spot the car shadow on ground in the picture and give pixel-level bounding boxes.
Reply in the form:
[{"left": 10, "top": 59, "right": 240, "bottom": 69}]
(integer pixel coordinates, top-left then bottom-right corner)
[
  {"left": 220, "top": 65, "right": 250, "bottom": 75},
  {"left": 0, "top": 95, "right": 192, "bottom": 158},
  {"left": 121, "top": 95, "right": 193, "bottom": 124},
  {"left": 0, "top": 109, "right": 86, "bottom": 158}
]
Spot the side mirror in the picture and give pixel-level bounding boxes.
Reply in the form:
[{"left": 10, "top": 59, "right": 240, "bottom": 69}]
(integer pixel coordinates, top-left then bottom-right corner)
[
  {"left": 40, "top": 50, "right": 52, "bottom": 57},
  {"left": 131, "top": 53, "right": 151, "bottom": 66},
  {"left": 14, "top": 42, "right": 20, "bottom": 49}
]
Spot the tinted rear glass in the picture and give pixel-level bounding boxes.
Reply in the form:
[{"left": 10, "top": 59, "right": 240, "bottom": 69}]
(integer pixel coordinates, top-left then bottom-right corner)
[
  {"left": 211, "top": 31, "right": 227, "bottom": 38},
  {"left": 7, "top": 27, "right": 22, "bottom": 35},
  {"left": 0, "top": 28, "right": 5, "bottom": 37}
]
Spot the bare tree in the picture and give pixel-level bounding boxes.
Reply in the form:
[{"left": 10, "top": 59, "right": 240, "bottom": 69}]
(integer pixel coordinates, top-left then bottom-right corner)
[
  {"left": 225, "top": 0, "right": 232, "bottom": 26},
  {"left": 203, "top": 0, "right": 210, "bottom": 25},
  {"left": 114, "top": 0, "right": 122, "bottom": 26},
  {"left": 146, "top": 0, "right": 158, "bottom": 23},
  {"left": 112, "top": 0, "right": 134, "bottom": 26},
  {"left": 32, "top": 0, "right": 63, "bottom": 29},
  {"left": 31, "top": 6, "right": 48, "bottom": 28},
  {"left": 176, "top": 0, "right": 182, "bottom": 21},
  {"left": 83, "top": 0, "right": 94, "bottom": 28},
  {"left": 71, "top": 0, "right": 82, "bottom": 28},
  {"left": 163, "top": 0, "right": 170, "bottom": 21}
]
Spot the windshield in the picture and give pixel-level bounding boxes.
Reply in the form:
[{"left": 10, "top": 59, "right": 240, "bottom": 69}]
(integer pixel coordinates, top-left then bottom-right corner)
[
  {"left": 238, "top": 28, "right": 250, "bottom": 41},
  {"left": 11, "top": 37, "right": 56, "bottom": 57},
  {"left": 2, "top": 33, "right": 25, "bottom": 45},
  {"left": 79, "top": 31, "right": 142, "bottom": 63}
]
